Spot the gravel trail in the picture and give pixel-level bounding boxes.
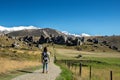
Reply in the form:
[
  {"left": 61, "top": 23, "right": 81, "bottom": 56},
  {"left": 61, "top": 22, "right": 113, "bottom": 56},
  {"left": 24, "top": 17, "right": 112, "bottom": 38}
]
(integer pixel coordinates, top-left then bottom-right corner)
[{"left": 12, "top": 58, "right": 61, "bottom": 80}]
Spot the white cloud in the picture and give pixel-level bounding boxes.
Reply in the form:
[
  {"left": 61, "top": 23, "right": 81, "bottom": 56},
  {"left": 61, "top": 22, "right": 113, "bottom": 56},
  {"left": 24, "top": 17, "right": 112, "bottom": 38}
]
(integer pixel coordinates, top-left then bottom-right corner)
[
  {"left": 0, "top": 25, "right": 40, "bottom": 31},
  {"left": 81, "top": 33, "right": 91, "bottom": 37},
  {"left": 62, "top": 31, "right": 79, "bottom": 37},
  {"left": 62, "top": 31, "right": 71, "bottom": 35},
  {"left": 62, "top": 31, "right": 91, "bottom": 37}
]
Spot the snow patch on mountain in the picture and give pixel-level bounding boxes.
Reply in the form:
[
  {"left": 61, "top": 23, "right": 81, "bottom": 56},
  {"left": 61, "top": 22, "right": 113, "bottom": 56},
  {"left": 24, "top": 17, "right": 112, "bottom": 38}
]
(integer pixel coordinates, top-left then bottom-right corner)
[
  {"left": 62, "top": 31, "right": 91, "bottom": 37},
  {"left": 0, "top": 25, "right": 39, "bottom": 31}
]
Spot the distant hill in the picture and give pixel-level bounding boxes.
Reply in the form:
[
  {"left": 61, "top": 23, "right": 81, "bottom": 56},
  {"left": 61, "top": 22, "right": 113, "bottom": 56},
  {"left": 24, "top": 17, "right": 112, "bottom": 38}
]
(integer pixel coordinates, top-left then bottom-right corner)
[
  {"left": 96, "top": 36, "right": 120, "bottom": 51},
  {"left": 85, "top": 36, "right": 120, "bottom": 52},
  {"left": 7, "top": 28, "right": 66, "bottom": 37}
]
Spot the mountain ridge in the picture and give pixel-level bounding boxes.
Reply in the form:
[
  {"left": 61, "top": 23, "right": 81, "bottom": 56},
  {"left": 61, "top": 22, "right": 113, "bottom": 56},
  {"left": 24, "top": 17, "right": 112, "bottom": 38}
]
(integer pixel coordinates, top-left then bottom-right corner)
[
  {"left": 0, "top": 26, "right": 91, "bottom": 37},
  {"left": 6, "top": 28, "right": 66, "bottom": 37}
]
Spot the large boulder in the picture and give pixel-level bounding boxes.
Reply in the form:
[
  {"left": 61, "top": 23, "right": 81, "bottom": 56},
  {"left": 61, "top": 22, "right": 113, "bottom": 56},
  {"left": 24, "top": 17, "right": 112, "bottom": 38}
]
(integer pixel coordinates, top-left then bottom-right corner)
[
  {"left": 109, "top": 45, "right": 118, "bottom": 50},
  {"left": 11, "top": 42, "right": 19, "bottom": 48},
  {"left": 87, "top": 39, "right": 93, "bottom": 42},
  {"left": 102, "top": 41, "right": 108, "bottom": 45},
  {"left": 22, "top": 36, "right": 34, "bottom": 43},
  {"left": 45, "top": 37, "right": 52, "bottom": 43},
  {"left": 93, "top": 38, "right": 98, "bottom": 44},
  {"left": 66, "top": 40, "right": 73, "bottom": 46},
  {"left": 23, "top": 36, "right": 29, "bottom": 42},
  {"left": 81, "top": 37, "right": 85, "bottom": 42},
  {"left": 27, "top": 36, "right": 34, "bottom": 42},
  {"left": 55, "top": 35, "right": 67, "bottom": 44},
  {"left": 66, "top": 37, "right": 82, "bottom": 46},
  {"left": 38, "top": 35, "right": 46, "bottom": 44},
  {"left": 75, "top": 37, "right": 83, "bottom": 46}
]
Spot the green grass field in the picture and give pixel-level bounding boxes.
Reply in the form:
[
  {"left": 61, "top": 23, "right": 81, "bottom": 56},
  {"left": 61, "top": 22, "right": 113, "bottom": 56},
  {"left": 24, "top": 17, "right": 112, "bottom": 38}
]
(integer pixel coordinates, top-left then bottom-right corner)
[{"left": 54, "top": 47, "right": 120, "bottom": 80}]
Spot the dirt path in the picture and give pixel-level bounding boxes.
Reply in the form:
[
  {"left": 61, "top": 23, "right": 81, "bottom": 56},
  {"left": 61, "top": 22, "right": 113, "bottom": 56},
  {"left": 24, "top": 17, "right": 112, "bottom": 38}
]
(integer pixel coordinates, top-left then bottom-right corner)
[{"left": 12, "top": 58, "right": 61, "bottom": 80}]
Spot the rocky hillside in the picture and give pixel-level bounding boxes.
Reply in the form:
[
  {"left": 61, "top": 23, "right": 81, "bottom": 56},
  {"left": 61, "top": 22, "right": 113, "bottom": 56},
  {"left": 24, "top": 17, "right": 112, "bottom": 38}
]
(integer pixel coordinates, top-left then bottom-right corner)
[
  {"left": 97, "top": 36, "right": 120, "bottom": 51},
  {"left": 5, "top": 28, "right": 120, "bottom": 52},
  {"left": 6, "top": 28, "right": 84, "bottom": 46},
  {"left": 0, "top": 35, "right": 28, "bottom": 48},
  {"left": 85, "top": 36, "right": 120, "bottom": 52}
]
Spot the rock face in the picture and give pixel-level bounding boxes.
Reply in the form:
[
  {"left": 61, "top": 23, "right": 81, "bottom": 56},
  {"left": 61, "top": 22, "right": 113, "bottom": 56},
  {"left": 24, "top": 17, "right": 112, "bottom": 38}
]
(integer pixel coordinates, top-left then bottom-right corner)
[
  {"left": 7, "top": 28, "right": 84, "bottom": 46},
  {"left": 54, "top": 35, "right": 67, "bottom": 45},
  {"left": 17, "top": 34, "right": 83, "bottom": 46},
  {"left": 38, "top": 35, "right": 46, "bottom": 44},
  {"left": 66, "top": 37, "right": 82, "bottom": 46},
  {"left": 37, "top": 35, "right": 83, "bottom": 46},
  {"left": 22, "top": 36, "right": 34, "bottom": 43}
]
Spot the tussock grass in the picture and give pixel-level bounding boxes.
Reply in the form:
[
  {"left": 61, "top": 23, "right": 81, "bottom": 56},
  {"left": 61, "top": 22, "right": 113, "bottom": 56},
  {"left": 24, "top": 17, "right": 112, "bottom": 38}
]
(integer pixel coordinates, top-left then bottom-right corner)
[
  {"left": 0, "top": 64, "right": 41, "bottom": 80},
  {"left": 0, "top": 47, "right": 42, "bottom": 75},
  {"left": 0, "top": 58, "right": 40, "bottom": 74},
  {"left": 0, "top": 48, "right": 41, "bottom": 61}
]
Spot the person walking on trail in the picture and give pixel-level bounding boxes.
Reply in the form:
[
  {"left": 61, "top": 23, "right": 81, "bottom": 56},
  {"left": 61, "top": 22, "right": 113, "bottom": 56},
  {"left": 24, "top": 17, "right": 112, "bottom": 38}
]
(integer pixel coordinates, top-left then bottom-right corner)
[{"left": 41, "top": 47, "right": 50, "bottom": 73}]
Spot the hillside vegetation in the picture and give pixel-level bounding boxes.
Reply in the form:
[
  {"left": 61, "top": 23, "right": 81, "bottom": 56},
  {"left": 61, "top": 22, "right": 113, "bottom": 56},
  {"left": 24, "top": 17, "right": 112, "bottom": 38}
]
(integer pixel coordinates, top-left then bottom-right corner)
[{"left": 0, "top": 35, "right": 42, "bottom": 75}]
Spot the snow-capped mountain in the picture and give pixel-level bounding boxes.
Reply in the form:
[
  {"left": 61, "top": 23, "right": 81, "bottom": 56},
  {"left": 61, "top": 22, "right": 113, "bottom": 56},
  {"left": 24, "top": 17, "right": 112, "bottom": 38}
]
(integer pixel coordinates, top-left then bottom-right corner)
[
  {"left": 62, "top": 31, "right": 91, "bottom": 37},
  {"left": 0, "top": 25, "right": 39, "bottom": 31},
  {"left": 0, "top": 26, "right": 91, "bottom": 37},
  {"left": 0, "top": 25, "right": 39, "bottom": 34},
  {"left": 80, "top": 33, "right": 91, "bottom": 37}
]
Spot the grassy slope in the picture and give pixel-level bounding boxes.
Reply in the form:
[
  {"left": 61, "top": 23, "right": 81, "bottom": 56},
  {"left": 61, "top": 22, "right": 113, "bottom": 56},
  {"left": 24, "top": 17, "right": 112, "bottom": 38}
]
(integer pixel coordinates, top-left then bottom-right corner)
[
  {"left": 0, "top": 36, "right": 42, "bottom": 79},
  {"left": 0, "top": 48, "right": 42, "bottom": 80}
]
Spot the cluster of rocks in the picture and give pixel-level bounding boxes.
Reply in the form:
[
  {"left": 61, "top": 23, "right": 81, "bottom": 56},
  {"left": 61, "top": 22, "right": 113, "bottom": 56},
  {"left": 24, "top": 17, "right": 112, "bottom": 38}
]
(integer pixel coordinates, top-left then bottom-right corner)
[
  {"left": 39, "top": 35, "right": 85, "bottom": 46},
  {"left": 86, "top": 38, "right": 120, "bottom": 51},
  {"left": 18, "top": 36, "right": 34, "bottom": 43},
  {"left": 87, "top": 38, "right": 99, "bottom": 44},
  {"left": 18, "top": 35, "right": 84, "bottom": 46}
]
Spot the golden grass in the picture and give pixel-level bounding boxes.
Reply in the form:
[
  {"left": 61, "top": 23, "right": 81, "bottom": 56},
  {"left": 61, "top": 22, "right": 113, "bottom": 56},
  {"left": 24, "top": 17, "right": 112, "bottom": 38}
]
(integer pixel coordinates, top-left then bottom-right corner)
[
  {"left": 0, "top": 47, "right": 42, "bottom": 74},
  {"left": 0, "top": 58, "right": 40, "bottom": 74},
  {"left": 8, "top": 48, "right": 41, "bottom": 55},
  {"left": 71, "top": 66, "right": 89, "bottom": 80},
  {"left": 70, "top": 66, "right": 120, "bottom": 80},
  {"left": 91, "top": 68, "right": 120, "bottom": 80},
  {"left": 55, "top": 48, "right": 80, "bottom": 58}
]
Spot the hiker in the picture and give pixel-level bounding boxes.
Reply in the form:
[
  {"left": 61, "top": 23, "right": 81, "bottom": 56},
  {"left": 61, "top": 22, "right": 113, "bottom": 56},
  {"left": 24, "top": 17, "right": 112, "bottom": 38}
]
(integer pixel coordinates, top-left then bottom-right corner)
[{"left": 41, "top": 47, "right": 50, "bottom": 73}]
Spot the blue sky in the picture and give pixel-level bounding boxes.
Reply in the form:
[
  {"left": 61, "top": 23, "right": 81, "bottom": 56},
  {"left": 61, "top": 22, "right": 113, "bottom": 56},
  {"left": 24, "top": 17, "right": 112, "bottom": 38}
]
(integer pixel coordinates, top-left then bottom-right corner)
[{"left": 0, "top": 0, "right": 120, "bottom": 36}]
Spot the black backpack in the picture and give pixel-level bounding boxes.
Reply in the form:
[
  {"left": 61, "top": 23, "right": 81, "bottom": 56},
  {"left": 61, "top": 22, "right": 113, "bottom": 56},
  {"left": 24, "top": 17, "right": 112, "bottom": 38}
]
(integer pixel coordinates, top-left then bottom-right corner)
[{"left": 42, "top": 52, "right": 48, "bottom": 62}]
